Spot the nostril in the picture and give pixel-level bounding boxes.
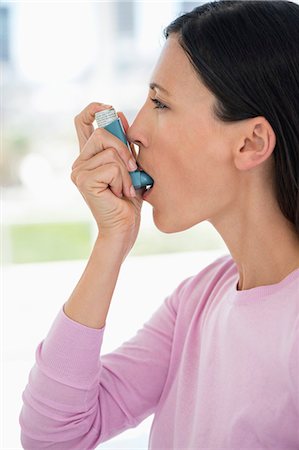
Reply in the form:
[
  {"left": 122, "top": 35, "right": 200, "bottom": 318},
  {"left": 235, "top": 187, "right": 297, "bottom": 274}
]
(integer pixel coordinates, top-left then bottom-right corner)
[{"left": 129, "top": 142, "right": 138, "bottom": 160}]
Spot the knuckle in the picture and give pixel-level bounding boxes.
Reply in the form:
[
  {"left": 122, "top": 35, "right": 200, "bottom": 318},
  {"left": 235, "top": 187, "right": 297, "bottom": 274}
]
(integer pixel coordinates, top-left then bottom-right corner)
[
  {"left": 119, "top": 145, "right": 128, "bottom": 158},
  {"left": 70, "top": 170, "right": 76, "bottom": 184},
  {"left": 88, "top": 101, "right": 101, "bottom": 110},
  {"left": 105, "top": 147, "right": 117, "bottom": 160},
  {"left": 113, "top": 163, "right": 122, "bottom": 177},
  {"left": 76, "top": 172, "right": 88, "bottom": 190},
  {"left": 70, "top": 168, "right": 79, "bottom": 184},
  {"left": 94, "top": 127, "right": 104, "bottom": 137},
  {"left": 71, "top": 158, "right": 79, "bottom": 170},
  {"left": 74, "top": 114, "right": 80, "bottom": 126}
]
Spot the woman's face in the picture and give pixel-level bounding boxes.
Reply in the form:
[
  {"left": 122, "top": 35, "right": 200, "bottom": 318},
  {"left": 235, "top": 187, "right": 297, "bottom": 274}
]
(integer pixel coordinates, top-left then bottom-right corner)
[{"left": 127, "top": 36, "right": 240, "bottom": 233}]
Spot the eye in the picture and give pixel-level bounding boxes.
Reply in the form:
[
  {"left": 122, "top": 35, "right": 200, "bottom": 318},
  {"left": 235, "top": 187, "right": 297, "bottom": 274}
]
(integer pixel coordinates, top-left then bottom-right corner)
[{"left": 150, "top": 98, "right": 168, "bottom": 110}]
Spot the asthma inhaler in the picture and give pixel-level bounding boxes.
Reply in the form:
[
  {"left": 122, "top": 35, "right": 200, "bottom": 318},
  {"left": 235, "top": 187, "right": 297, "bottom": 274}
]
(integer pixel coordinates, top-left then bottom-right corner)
[{"left": 95, "top": 108, "right": 154, "bottom": 190}]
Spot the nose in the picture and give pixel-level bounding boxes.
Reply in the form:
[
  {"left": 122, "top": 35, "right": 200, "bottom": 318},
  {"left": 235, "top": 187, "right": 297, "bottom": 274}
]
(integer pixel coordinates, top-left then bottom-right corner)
[
  {"left": 130, "top": 138, "right": 142, "bottom": 147},
  {"left": 127, "top": 127, "right": 144, "bottom": 149},
  {"left": 126, "top": 108, "right": 149, "bottom": 149}
]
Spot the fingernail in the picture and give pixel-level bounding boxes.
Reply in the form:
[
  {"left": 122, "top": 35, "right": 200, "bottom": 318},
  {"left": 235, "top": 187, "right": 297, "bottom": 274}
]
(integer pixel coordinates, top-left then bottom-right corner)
[
  {"left": 96, "top": 104, "right": 112, "bottom": 111},
  {"left": 130, "top": 185, "right": 136, "bottom": 197},
  {"left": 128, "top": 159, "right": 138, "bottom": 171}
]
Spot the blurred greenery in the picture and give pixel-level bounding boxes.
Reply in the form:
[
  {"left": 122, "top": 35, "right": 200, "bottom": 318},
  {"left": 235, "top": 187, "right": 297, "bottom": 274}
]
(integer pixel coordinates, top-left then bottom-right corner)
[
  {"left": 5, "top": 221, "right": 226, "bottom": 264},
  {"left": 7, "top": 222, "right": 93, "bottom": 264}
]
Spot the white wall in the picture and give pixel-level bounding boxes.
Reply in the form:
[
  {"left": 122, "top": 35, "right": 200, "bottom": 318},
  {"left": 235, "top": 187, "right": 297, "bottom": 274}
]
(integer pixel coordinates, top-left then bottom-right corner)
[{"left": 3, "top": 250, "right": 226, "bottom": 449}]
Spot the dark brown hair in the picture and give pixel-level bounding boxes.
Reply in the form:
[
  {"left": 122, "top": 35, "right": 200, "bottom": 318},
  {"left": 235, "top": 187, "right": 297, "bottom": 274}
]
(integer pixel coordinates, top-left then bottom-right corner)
[{"left": 164, "top": 1, "right": 299, "bottom": 233}]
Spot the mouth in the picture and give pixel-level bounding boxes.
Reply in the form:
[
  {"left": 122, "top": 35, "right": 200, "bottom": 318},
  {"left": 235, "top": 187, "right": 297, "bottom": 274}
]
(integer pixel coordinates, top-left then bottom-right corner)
[
  {"left": 136, "top": 161, "right": 154, "bottom": 191},
  {"left": 136, "top": 160, "right": 145, "bottom": 172},
  {"left": 142, "top": 182, "right": 154, "bottom": 199}
]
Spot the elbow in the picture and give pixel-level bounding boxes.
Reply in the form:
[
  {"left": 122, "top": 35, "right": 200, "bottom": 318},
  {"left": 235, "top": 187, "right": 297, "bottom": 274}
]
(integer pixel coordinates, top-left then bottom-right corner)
[
  {"left": 19, "top": 403, "right": 102, "bottom": 450},
  {"left": 19, "top": 405, "right": 50, "bottom": 450},
  {"left": 20, "top": 431, "right": 43, "bottom": 450}
]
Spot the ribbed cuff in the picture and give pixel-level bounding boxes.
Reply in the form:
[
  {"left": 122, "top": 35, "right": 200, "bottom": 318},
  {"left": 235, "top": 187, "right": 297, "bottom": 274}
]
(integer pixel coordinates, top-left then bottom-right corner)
[{"left": 35, "top": 305, "right": 105, "bottom": 389}]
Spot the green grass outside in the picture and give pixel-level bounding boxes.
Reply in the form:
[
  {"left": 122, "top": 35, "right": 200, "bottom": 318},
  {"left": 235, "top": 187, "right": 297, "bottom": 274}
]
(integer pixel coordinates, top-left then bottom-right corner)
[
  {"left": 6, "top": 222, "right": 93, "bottom": 264},
  {"left": 5, "top": 222, "right": 226, "bottom": 264}
]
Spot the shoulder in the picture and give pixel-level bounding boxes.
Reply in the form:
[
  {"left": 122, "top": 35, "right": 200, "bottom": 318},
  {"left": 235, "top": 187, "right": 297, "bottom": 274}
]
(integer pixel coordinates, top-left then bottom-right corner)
[
  {"left": 168, "top": 253, "right": 237, "bottom": 315},
  {"left": 288, "top": 314, "right": 299, "bottom": 406}
]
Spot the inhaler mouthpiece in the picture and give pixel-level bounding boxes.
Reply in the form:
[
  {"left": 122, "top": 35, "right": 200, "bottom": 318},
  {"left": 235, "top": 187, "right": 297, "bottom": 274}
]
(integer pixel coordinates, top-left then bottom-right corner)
[{"left": 95, "top": 108, "right": 154, "bottom": 190}]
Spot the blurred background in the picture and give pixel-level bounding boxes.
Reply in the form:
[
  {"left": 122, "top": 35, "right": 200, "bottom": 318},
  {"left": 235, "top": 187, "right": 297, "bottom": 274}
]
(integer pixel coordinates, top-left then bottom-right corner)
[
  {"left": 2, "top": 0, "right": 226, "bottom": 264},
  {"left": 2, "top": 1, "right": 228, "bottom": 449}
]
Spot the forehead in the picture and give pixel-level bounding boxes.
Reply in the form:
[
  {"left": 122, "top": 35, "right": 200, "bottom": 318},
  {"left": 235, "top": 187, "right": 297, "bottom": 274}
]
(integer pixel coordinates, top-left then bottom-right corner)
[{"left": 150, "top": 36, "right": 209, "bottom": 100}]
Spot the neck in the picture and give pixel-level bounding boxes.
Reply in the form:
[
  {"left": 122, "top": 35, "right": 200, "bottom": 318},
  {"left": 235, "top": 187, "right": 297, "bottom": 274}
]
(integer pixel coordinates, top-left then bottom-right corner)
[{"left": 209, "top": 184, "right": 299, "bottom": 291}]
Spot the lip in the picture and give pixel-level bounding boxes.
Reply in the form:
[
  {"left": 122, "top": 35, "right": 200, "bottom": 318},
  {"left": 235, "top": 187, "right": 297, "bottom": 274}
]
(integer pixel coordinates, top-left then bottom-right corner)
[
  {"left": 142, "top": 184, "right": 154, "bottom": 200},
  {"left": 137, "top": 161, "right": 153, "bottom": 179},
  {"left": 136, "top": 160, "right": 154, "bottom": 199},
  {"left": 136, "top": 160, "right": 145, "bottom": 172}
]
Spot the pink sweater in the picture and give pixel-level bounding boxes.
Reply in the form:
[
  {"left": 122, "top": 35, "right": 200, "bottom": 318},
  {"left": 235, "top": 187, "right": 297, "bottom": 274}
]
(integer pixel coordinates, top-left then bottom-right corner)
[{"left": 19, "top": 255, "right": 299, "bottom": 449}]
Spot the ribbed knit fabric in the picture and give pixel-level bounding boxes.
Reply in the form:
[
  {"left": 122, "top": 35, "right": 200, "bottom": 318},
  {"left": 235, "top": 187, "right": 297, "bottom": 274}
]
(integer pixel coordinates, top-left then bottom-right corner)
[{"left": 19, "top": 255, "right": 299, "bottom": 449}]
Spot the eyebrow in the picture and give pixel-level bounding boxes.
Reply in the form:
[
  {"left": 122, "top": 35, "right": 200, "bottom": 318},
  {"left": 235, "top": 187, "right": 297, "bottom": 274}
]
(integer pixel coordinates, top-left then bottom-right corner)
[{"left": 149, "top": 82, "right": 170, "bottom": 96}]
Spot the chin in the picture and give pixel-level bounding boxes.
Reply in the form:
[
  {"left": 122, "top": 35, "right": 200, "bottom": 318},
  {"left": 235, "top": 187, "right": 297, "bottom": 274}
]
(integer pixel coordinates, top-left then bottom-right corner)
[{"left": 153, "top": 209, "right": 196, "bottom": 234}]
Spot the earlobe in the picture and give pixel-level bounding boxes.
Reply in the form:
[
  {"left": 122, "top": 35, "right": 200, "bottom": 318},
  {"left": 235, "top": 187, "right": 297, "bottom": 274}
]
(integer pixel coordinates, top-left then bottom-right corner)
[{"left": 234, "top": 118, "right": 276, "bottom": 171}]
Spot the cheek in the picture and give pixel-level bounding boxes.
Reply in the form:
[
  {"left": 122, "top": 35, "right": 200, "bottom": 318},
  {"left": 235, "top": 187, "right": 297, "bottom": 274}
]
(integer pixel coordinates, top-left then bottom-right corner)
[
  {"left": 183, "top": 140, "right": 234, "bottom": 207},
  {"left": 150, "top": 136, "right": 236, "bottom": 232},
  {"left": 152, "top": 125, "right": 229, "bottom": 195},
  {"left": 185, "top": 123, "right": 233, "bottom": 182}
]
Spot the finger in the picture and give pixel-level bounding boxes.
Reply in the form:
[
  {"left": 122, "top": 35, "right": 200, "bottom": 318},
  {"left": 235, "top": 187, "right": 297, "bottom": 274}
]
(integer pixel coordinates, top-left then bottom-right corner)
[
  {"left": 74, "top": 102, "right": 112, "bottom": 152},
  {"left": 73, "top": 128, "right": 138, "bottom": 172},
  {"left": 72, "top": 148, "right": 134, "bottom": 198},
  {"left": 76, "top": 164, "right": 127, "bottom": 199}
]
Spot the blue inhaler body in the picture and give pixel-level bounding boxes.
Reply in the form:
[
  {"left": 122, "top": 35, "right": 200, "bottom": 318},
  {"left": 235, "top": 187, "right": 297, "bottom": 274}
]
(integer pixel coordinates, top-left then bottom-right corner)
[{"left": 95, "top": 108, "right": 154, "bottom": 189}]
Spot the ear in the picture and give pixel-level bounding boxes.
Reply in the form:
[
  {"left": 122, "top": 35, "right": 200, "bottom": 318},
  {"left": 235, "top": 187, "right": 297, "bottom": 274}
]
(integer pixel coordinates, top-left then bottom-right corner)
[{"left": 234, "top": 117, "right": 276, "bottom": 171}]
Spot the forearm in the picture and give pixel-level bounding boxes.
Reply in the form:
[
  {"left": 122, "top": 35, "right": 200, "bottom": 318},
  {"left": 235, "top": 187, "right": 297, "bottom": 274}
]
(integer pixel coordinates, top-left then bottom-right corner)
[
  {"left": 64, "top": 235, "right": 130, "bottom": 329},
  {"left": 20, "top": 234, "right": 176, "bottom": 448}
]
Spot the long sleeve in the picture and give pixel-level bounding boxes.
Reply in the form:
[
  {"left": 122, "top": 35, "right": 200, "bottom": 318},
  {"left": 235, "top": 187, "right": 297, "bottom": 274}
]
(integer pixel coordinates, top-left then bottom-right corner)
[
  {"left": 20, "top": 255, "right": 299, "bottom": 449},
  {"left": 19, "top": 284, "right": 181, "bottom": 449}
]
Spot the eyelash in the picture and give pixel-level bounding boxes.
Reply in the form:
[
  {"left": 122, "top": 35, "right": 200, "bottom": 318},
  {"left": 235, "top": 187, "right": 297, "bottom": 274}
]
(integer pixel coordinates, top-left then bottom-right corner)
[{"left": 150, "top": 98, "right": 168, "bottom": 110}]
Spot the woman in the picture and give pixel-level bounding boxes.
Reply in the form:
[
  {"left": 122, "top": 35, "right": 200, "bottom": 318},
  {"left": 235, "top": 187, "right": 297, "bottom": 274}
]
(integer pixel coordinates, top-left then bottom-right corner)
[{"left": 19, "top": 1, "right": 299, "bottom": 448}]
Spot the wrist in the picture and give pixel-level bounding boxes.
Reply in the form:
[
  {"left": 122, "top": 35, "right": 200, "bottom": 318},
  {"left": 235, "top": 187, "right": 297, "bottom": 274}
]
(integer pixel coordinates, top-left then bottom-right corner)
[{"left": 93, "top": 233, "right": 133, "bottom": 262}]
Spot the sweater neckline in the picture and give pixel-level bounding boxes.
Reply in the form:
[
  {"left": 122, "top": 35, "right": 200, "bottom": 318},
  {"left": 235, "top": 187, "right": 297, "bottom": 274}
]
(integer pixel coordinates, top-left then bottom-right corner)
[{"left": 229, "top": 265, "right": 299, "bottom": 303}]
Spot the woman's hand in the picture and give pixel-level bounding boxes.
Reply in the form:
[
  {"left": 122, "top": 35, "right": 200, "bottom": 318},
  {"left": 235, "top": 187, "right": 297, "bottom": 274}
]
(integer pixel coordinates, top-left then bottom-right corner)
[{"left": 71, "top": 102, "right": 144, "bottom": 248}]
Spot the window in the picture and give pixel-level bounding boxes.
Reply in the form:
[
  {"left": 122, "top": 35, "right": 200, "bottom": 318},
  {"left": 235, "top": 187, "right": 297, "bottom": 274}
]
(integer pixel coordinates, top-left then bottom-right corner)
[
  {"left": 0, "top": 6, "right": 10, "bottom": 62},
  {"left": 115, "top": 1, "right": 135, "bottom": 38}
]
